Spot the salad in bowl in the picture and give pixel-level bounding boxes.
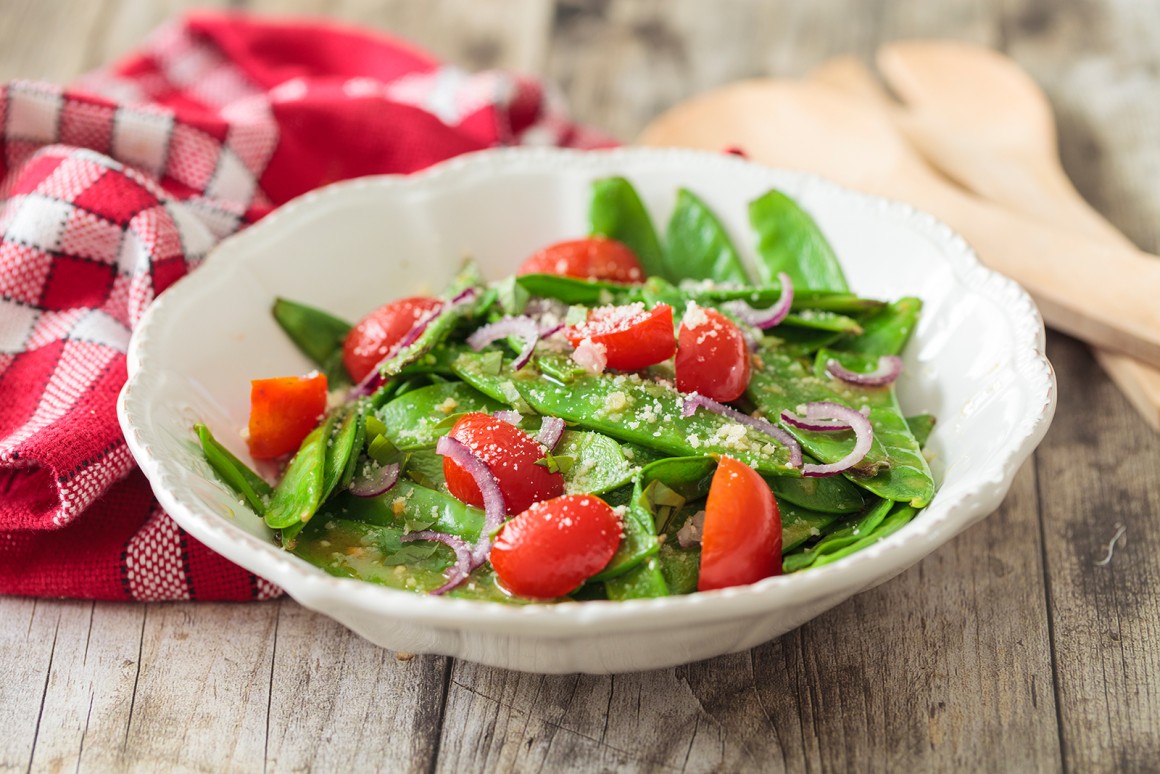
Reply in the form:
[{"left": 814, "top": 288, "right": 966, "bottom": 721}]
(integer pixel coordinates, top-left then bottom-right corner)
[{"left": 118, "top": 148, "right": 1054, "bottom": 672}]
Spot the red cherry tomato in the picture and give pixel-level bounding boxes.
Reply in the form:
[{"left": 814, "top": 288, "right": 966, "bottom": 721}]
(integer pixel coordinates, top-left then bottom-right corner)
[
  {"left": 698, "top": 456, "right": 782, "bottom": 591},
  {"left": 675, "top": 306, "right": 751, "bottom": 402},
  {"left": 490, "top": 494, "right": 623, "bottom": 598},
  {"left": 443, "top": 412, "right": 564, "bottom": 515},
  {"left": 247, "top": 372, "right": 328, "bottom": 460},
  {"left": 564, "top": 303, "right": 677, "bottom": 372},
  {"left": 517, "top": 237, "right": 645, "bottom": 283},
  {"left": 342, "top": 296, "right": 443, "bottom": 382}
]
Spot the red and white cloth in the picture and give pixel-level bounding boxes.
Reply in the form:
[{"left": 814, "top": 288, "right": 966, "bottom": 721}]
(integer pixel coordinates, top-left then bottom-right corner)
[{"left": 0, "top": 12, "right": 611, "bottom": 601}]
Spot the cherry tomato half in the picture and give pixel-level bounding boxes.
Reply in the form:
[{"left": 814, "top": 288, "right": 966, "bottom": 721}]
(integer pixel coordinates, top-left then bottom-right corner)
[
  {"left": 247, "top": 371, "right": 328, "bottom": 460},
  {"left": 443, "top": 412, "right": 564, "bottom": 516},
  {"left": 698, "top": 456, "right": 782, "bottom": 591},
  {"left": 491, "top": 494, "right": 623, "bottom": 598},
  {"left": 342, "top": 296, "right": 443, "bottom": 382},
  {"left": 675, "top": 306, "right": 751, "bottom": 402},
  {"left": 564, "top": 303, "right": 677, "bottom": 372},
  {"left": 517, "top": 237, "right": 645, "bottom": 283}
]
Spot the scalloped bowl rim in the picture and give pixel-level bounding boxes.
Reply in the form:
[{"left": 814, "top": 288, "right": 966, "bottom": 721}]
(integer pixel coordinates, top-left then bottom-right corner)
[{"left": 118, "top": 147, "right": 1056, "bottom": 640}]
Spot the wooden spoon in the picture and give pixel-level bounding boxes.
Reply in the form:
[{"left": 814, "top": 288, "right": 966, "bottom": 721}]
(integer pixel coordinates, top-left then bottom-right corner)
[
  {"left": 637, "top": 78, "right": 1160, "bottom": 372},
  {"left": 872, "top": 40, "right": 1160, "bottom": 429}
]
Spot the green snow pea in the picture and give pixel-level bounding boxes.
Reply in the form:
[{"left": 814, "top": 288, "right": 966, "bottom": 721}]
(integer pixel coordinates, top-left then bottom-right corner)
[
  {"left": 555, "top": 430, "right": 638, "bottom": 495},
  {"left": 333, "top": 479, "right": 485, "bottom": 544},
  {"left": 265, "top": 416, "right": 333, "bottom": 532},
  {"left": 766, "top": 327, "right": 846, "bottom": 358},
  {"left": 782, "top": 497, "right": 893, "bottom": 572},
  {"left": 664, "top": 188, "right": 749, "bottom": 284},
  {"left": 749, "top": 189, "right": 849, "bottom": 292},
  {"left": 906, "top": 414, "right": 936, "bottom": 449},
  {"left": 657, "top": 543, "right": 700, "bottom": 595},
  {"left": 271, "top": 297, "right": 352, "bottom": 384},
  {"left": 835, "top": 297, "right": 922, "bottom": 357},
  {"left": 280, "top": 408, "right": 362, "bottom": 546},
  {"left": 515, "top": 274, "right": 632, "bottom": 306},
  {"left": 779, "top": 499, "right": 846, "bottom": 552},
  {"left": 589, "top": 176, "right": 667, "bottom": 278},
  {"left": 375, "top": 382, "right": 504, "bottom": 450},
  {"left": 604, "top": 556, "right": 669, "bottom": 600},
  {"left": 403, "top": 447, "right": 447, "bottom": 490},
  {"left": 194, "top": 423, "right": 271, "bottom": 515},
  {"left": 452, "top": 351, "right": 799, "bottom": 475},
  {"left": 781, "top": 309, "right": 862, "bottom": 335},
  {"left": 811, "top": 504, "right": 917, "bottom": 567},
  {"left": 766, "top": 472, "right": 867, "bottom": 514},
  {"left": 680, "top": 283, "right": 884, "bottom": 315},
  {"left": 592, "top": 456, "right": 715, "bottom": 586},
  {"left": 747, "top": 344, "right": 934, "bottom": 506}
]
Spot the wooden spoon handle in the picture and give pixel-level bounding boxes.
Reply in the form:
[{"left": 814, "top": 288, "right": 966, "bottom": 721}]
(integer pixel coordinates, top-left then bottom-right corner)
[{"left": 892, "top": 176, "right": 1160, "bottom": 368}]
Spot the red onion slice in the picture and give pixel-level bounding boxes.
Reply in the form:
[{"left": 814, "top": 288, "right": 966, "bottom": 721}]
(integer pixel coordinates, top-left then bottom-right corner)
[
  {"left": 780, "top": 405, "right": 869, "bottom": 432},
  {"left": 783, "top": 402, "right": 874, "bottom": 478},
  {"left": 681, "top": 392, "right": 802, "bottom": 468},
  {"left": 826, "top": 355, "right": 904, "bottom": 387},
  {"left": 348, "top": 461, "right": 400, "bottom": 497},
  {"left": 493, "top": 410, "right": 523, "bottom": 426},
  {"left": 402, "top": 530, "right": 477, "bottom": 595},
  {"left": 536, "top": 416, "right": 566, "bottom": 451},
  {"left": 723, "top": 272, "right": 794, "bottom": 329},
  {"left": 435, "top": 435, "right": 506, "bottom": 560},
  {"left": 467, "top": 315, "right": 541, "bottom": 370}
]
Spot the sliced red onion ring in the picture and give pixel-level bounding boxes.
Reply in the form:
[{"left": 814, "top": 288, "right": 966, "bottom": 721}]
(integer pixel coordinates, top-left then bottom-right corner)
[
  {"left": 349, "top": 288, "right": 480, "bottom": 399},
  {"left": 781, "top": 402, "right": 874, "bottom": 478},
  {"left": 466, "top": 315, "right": 541, "bottom": 370},
  {"left": 402, "top": 530, "right": 477, "bottom": 595},
  {"left": 681, "top": 392, "right": 802, "bottom": 468},
  {"left": 436, "top": 435, "right": 506, "bottom": 560},
  {"left": 493, "top": 410, "right": 523, "bottom": 426},
  {"left": 826, "top": 355, "right": 904, "bottom": 387},
  {"left": 780, "top": 405, "right": 869, "bottom": 432},
  {"left": 723, "top": 272, "right": 794, "bottom": 329},
  {"left": 539, "top": 323, "right": 564, "bottom": 338},
  {"left": 536, "top": 416, "right": 566, "bottom": 451},
  {"left": 348, "top": 461, "right": 400, "bottom": 497}
]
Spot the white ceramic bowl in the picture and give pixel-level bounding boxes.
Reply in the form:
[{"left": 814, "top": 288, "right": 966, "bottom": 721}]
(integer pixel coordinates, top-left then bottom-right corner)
[{"left": 118, "top": 148, "right": 1055, "bottom": 673}]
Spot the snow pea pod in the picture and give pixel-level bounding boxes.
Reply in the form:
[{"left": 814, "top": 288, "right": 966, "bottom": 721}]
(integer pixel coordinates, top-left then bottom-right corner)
[
  {"left": 811, "top": 504, "right": 917, "bottom": 567},
  {"left": 515, "top": 274, "right": 632, "bottom": 306},
  {"left": 555, "top": 430, "right": 638, "bottom": 495},
  {"left": 280, "top": 408, "right": 362, "bottom": 546},
  {"left": 766, "top": 472, "right": 867, "bottom": 514},
  {"left": 747, "top": 344, "right": 934, "bottom": 506},
  {"left": 194, "top": 423, "right": 271, "bottom": 515},
  {"left": 265, "top": 416, "right": 333, "bottom": 531},
  {"left": 664, "top": 188, "right": 749, "bottom": 284},
  {"left": 657, "top": 543, "right": 700, "bottom": 595},
  {"left": 605, "top": 556, "right": 669, "bottom": 600},
  {"left": 782, "top": 497, "right": 893, "bottom": 572},
  {"left": 835, "top": 297, "right": 922, "bottom": 357},
  {"left": 453, "top": 352, "right": 799, "bottom": 475},
  {"left": 781, "top": 309, "right": 862, "bottom": 335},
  {"left": 589, "top": 176, "right": 667, "bottom": 278},
  {"left": 271, "top": 297, "right": 351, "bottom": 383},
  {"left": 779, "top": 499, "right": 846, "bottom": 552},
  {"left": 906, "top": 414, "right": 936, "bottom": 449},
  {"left": 594, "top": 455, "right": 715, "bottom": 585},
  {"left": 375, "top": 381, "right": 504, "bottom": 450},
  {"left": 749, "top": 189, "right": 849, "bottom": 292},
  {"left": 332, "top": 479, "right": 485, "bottom": 544}
]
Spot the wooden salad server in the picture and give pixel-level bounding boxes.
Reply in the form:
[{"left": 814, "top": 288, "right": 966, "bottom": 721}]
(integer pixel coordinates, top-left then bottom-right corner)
[
  {"left": 636, "top": 70, "right": 1160, "bottom": 376},
  {"left": 855, "top": 40, "right": 1160, "bottom": 430}
]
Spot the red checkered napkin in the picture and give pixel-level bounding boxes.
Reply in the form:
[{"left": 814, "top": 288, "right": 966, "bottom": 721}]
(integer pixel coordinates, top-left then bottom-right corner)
[{"left": 0, "top": 12, "right": 611, "bottom": 600}]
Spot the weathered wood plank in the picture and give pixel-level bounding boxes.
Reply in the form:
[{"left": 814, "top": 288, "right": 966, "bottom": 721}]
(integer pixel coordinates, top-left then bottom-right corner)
[
  {"left": 117, "top": 603, "right": 278, "bottom": 771},
  {"left": 25, "top": 603, "right": 146, "bottom": 772},
  {"left": 0, "top": 599, "right": 64, "bottom": 772},
  {"left": 0, "top": 0, "right": 113, "bottom": 82},
  {"left": 999, "top": 1, "right": 1160, "bottom": 769},
  {"left": 264, "top": 600, "right": 449, "bottom": 773}
]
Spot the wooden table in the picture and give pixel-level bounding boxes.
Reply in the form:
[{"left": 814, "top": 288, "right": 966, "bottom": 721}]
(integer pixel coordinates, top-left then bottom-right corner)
[{"left": 3, "top": 1, "right": 1158, "bottom": 771}]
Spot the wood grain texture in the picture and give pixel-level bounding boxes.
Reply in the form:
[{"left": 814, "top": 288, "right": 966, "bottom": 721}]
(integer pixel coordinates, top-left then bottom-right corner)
[{"left": 1, "top": 0, "right": 1159, "bottom": 772}]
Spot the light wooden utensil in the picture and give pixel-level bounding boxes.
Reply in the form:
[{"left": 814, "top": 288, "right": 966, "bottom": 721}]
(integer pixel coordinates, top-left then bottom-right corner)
[
  {"left": 858, "top": 40, "right": 1160, "bottom": 430},
  {"left": 637, "top": 75, "right": 1160, "bottom": 374}
]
